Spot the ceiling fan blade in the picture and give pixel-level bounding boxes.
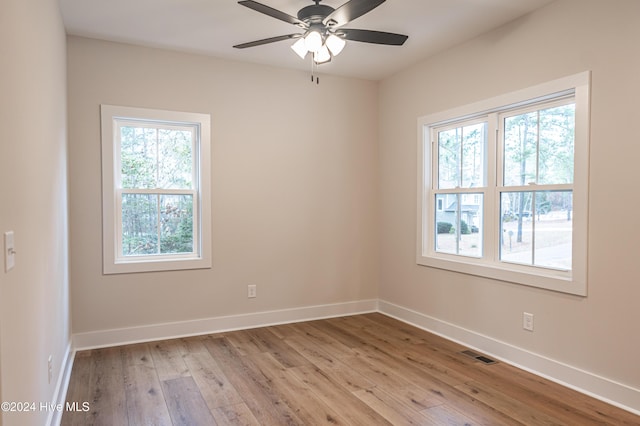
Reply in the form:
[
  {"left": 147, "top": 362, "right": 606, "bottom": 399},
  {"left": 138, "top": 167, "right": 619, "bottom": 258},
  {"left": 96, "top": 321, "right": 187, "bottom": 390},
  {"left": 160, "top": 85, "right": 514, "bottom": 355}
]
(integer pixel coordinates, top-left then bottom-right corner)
[
  {"left": 323, "top": 0, "right": 386, "bottom": 28},
  {"left": 233, "top": 34, "right": 302, "bottom": 49},
  {"left": 338, "top": 28, "right": 408, "bottom": 45},
  {"left": 238, "top": 1, "right": 306, "bottom": 27}
]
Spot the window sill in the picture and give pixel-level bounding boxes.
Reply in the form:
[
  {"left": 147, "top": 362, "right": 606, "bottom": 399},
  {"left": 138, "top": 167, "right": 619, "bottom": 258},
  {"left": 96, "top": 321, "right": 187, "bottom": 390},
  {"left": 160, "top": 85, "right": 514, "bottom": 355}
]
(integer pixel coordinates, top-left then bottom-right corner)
[
  {"left": 416, "top": 254, "right": 586, "bottom": 296},
  {"left": 104, "top": 256, "right": 211, "bottom": 275}
]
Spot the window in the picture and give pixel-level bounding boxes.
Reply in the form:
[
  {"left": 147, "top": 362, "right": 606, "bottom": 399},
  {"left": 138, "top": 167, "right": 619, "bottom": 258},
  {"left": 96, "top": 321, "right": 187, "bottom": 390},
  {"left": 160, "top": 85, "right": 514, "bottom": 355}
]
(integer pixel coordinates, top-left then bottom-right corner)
[
  {"left": 101, "top": 105, "right": 211, "bottom": 274},
  {"left": 417, "top": 72, "right": 590, "bottom": 295}
]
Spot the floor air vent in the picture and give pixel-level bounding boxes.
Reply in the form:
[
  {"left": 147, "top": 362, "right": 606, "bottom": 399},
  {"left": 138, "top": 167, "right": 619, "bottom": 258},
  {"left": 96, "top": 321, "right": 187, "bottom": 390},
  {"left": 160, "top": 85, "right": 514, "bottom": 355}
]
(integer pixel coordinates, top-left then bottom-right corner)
[{"left": 460, "top": 350, "right": 497, "bottom": 365}]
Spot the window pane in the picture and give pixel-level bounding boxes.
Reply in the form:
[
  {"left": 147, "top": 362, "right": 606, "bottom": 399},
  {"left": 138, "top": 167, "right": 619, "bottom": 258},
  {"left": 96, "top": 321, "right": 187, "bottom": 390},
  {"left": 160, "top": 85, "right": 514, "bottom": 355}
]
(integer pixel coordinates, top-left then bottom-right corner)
[
  {"left": 122, "top": 194, "right": 158, "bottom": 256},
  {"left": 501, "top": 192, "right": 533, "bottom": 265},
  {"left": 435, "top": 193, "right": 483, "bottom": 257},
  {"left": 121, "top": 127, "right": 158, "bottom": 189},
  {"left": 461, "top": 123, "right": 486, "bottom": 188},
  {"left": 159, "top": 194, "right": 194, "bottom": 254},
  {"left": 438, "top": 123, "right": 487, "bottom": 189},
  {"left": 501, "top": 191, "right": 573, "bottom": 270},
  {"left": 503, "top": 112, "right": 537, "bottom": 186},
  {"left": 435, "top": 194, "right": 457, "bottom": 254},
  {"left": 158, "top": 129, "right": 194, "bottom": 189},
  {"left": 459, "top": 194, "right": 483, "bottom": 258},
  {"left": 538, "top": 104, "right": 575, "bottom": 185},
  {"left": 534, "top": 191, "right": 572, "bottom": 270},
  {"left": 438, "top": 129, "right": 460, "bottom": 189}
]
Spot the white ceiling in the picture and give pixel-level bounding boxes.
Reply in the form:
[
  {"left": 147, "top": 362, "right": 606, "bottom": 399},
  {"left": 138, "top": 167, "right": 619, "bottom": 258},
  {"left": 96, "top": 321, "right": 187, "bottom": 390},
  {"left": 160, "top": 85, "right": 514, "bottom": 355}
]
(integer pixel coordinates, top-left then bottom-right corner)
[{"left": 60, "top": 0, "right": 555, "bottom": 81}]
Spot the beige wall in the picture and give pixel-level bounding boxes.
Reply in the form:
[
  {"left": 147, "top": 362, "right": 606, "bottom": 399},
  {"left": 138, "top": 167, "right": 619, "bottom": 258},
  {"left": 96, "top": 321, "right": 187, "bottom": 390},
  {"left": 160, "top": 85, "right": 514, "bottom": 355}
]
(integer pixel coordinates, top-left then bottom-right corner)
[
  {"left": 379, "top": 0, "right": 640, "bottom": 393},
  {"left": 0, "top": 0, "right": 70, "bottom": 425},
  {"left": 67, "top": 37, "right": 379, "bottom": 334}
]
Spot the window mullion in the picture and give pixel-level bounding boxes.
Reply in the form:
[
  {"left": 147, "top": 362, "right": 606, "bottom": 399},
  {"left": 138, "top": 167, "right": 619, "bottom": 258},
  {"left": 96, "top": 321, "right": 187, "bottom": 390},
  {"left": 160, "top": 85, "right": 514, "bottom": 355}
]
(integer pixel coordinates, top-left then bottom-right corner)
[
  {"left": 431, "top": 129, "right": 438, "bottom": 191},
  {"left": 486, "top": 114, "right": 498, "bottom": 263},
  {"left": 116, "top": 189, "right": 124, "bottom": 259},
  {"left": 458, "top": 127, "right": 463, "bottom": 188},
  {"left": 455, "top": 194, "right": 461, "bottom": 255},
  {"left": 156, "top": 194, "right": 161, "bottom": 255},
  {"left": 497, "top": 183, "right": 572, "bottom": 192}
]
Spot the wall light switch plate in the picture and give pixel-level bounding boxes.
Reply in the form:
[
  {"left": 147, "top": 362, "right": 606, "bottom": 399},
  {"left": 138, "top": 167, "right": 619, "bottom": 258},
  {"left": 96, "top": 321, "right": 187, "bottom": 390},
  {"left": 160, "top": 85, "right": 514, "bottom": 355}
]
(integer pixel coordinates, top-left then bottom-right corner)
[
  {"left": 4, "top": 231, "right": 15, "bottom": 272},
  {"left": 247, "top": 284, "right": 257, "bottom": 298},
  {"left": 523, "top": 312, "right": 534, "bottom": 332}
]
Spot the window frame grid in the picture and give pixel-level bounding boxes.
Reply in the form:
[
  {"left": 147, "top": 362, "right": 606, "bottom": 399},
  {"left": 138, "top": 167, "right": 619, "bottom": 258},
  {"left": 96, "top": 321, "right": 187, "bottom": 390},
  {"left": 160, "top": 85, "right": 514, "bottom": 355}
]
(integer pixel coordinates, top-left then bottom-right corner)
[
  {"left": 113, "top": 119, "right": 200, "bottom": 262},
  {"left": 101, "top": 104, "right": 212, "bottom": 274},
  {"left": 417, "top": 72, "right": 590, "bottom": 296}
]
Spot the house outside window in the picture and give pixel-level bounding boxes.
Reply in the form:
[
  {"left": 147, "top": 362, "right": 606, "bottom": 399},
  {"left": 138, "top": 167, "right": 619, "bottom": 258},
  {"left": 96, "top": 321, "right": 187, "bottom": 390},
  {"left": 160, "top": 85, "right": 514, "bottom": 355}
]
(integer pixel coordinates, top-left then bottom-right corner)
[
  {"left": 417, "top": 72, "right": 590, "bottom": 295},
  {"left": 101, "top": 105, "right": 212, "bottom": 274}
]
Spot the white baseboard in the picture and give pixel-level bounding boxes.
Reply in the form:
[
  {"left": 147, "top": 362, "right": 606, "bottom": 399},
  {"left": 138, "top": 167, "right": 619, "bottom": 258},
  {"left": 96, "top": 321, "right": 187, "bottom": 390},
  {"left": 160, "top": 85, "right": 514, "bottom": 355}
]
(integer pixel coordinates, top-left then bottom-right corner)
[
  {"left": 73, "top": 299, "right": 379, "bottom": 350},
  {"left": 378, "top": 299, "right": 640, "bottom": 416},
  {"left": 46, "top": 341, "right": 75, "bottom": 426}
]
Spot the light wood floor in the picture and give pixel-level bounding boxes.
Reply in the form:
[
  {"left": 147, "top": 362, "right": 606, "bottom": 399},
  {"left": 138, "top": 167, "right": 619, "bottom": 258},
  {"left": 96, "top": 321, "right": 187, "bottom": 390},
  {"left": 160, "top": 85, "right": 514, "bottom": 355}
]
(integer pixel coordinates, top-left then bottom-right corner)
[{"left": 62, "top": 313, "right": 639, "bottom": 425}]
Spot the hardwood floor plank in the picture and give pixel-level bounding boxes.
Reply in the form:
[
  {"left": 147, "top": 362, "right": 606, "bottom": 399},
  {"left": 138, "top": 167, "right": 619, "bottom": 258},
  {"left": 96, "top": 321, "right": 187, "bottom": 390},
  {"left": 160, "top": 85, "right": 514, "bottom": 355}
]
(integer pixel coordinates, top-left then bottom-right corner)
[
  {"left": 63, "top": 314, "right": 640, "bottom": 426},
  {"left": 489, "top": 362, "right": 640, "bottom": 426},
  {"left": 412, "top": 341, "right": 636, "bottom": 426},
  {"left": 342, "top": 353, "right": 415, "bottom": 389},
  {"left": 289, "top": 321, "right": 358, "bottom": 360},
  {"left": 421, "top": 404, "right": 480, "bottom": 426},
  {"left": 162, "top": 376, "right": 217, "bottom": 426},
  {"left": 325, "top": 316, "right": 474, "bottom": 390},
  {"left": 202, "top": 336, "right": 305, "bottom": 425},
  {"left": 455, "top": 380, "right": 565, "bottom": 425},
  {"left": 269, "top": 367, "right": 350, "bottom": 425},
  {"left": 246, "top": 327, "right": 312, "bottom": 368},
  {"left": 85, "top": 347, "right": 128, "bottom": 426},
  {"left": 210, "top": 403, "right": 261, "bottom": 426},
  {"left": 179, "top": 335, "right": 212, "bottom": 354},
  {"left": 402, "top": 381, "right": 518, "bottom": 426},
  {"left": 352, "top": 341, "right": 472, "bottom": 389},
  {"left": 182, "top": 350, "right": 244, "bottom": 411},
  {"left": 122, "top": 344, "right": 173, "bottom": 426},
  {"left": 387, "top": 386, "right": 443, "bottom": 412},
  {"left": 358, "top": 316, "right": 638, "bottom": 425},
  {"left": 245, "top": 351, "right": 290, "bottom": 382},
  {"left": 307, "top": 318, "right": 370, "bottom": 350},
  {"left": 60, "top": 351, "right": 92, "bottom": 426},
  {"left": 283, "top": 335, "right": 375, "bottom": 392},
  {"left": 264, "top": 323, "right": 302, "bottom": 339},
  {"left": 149, "top": 339, "right": 190, "bottom": 381},
  {"left": 224, "top": 330, "right": 265, "bottom": 356},
  {"left": 290, "top": 364, "right": 394, "bottom": 425},
  {"left": 247, "top": 347, "right": 357, "bottom": 424},
  {"left": 352, "top": 386, "right": 441, "bottom": 425}
]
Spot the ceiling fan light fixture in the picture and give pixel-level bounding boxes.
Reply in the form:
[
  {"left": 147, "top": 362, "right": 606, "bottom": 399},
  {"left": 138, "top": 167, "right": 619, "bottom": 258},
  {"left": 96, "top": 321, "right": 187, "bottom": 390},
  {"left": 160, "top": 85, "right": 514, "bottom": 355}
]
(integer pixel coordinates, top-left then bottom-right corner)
[
  {"left": 314, "top": 44, "right": 332, "bottom": 64},
  {"left": 234, "top": 0, "right": 409, "bottom": 71},
  {"left": 291, "top": 37, "right": 308, "bottom": 59},
  {"left": 304, "top": 30, "right": 323, "bottom": 53},
  {"left": 326, "top": 34, "right": 346, "bottom": 56}
]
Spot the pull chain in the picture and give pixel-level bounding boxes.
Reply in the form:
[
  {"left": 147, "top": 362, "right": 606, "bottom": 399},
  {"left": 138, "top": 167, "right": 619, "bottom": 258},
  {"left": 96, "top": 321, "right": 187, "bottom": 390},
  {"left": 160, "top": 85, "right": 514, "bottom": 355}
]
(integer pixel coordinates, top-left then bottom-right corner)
[{"left": 310, "top": 56, "right": 319, "bottom": 85}]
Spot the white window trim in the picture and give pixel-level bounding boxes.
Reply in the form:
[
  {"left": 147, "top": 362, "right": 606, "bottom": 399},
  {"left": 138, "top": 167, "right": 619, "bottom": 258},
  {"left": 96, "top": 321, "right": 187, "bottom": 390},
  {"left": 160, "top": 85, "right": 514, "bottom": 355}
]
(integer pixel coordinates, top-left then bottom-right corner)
[
  {"left": 101, "top": 105, "right": 212, "bottom": 274},
  {"left": 417, "top": 72, "right": 590, "bottom": 296}
]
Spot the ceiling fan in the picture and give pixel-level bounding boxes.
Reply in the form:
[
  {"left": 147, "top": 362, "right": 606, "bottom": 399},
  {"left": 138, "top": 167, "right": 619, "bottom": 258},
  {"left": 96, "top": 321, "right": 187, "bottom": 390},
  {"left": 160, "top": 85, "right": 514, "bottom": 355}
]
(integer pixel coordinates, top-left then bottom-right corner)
[{"left": 233, "top": 0, "right": 408, "bottom": 64}]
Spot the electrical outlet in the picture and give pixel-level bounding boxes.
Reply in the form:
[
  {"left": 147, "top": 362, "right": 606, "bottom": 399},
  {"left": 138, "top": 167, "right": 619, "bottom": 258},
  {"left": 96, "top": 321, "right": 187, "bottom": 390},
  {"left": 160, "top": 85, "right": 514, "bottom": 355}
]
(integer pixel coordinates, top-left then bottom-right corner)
[
  {"left": 247, "top": 284, "right": 257, "bottom": 298},
  {"left": 523, "top": 312, "right": 534, "bottom": 332},
  {"left": 48, "top": 355, "right": 53, "bottom": 384}
]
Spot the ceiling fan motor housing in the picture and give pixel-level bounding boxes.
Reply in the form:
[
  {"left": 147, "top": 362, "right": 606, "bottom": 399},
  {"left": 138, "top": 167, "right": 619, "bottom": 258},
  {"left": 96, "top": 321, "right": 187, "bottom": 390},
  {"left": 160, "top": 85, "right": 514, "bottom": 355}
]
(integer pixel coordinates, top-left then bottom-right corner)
[{"left": 297, "top": 4, "right": 335, "bottom": 25}]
